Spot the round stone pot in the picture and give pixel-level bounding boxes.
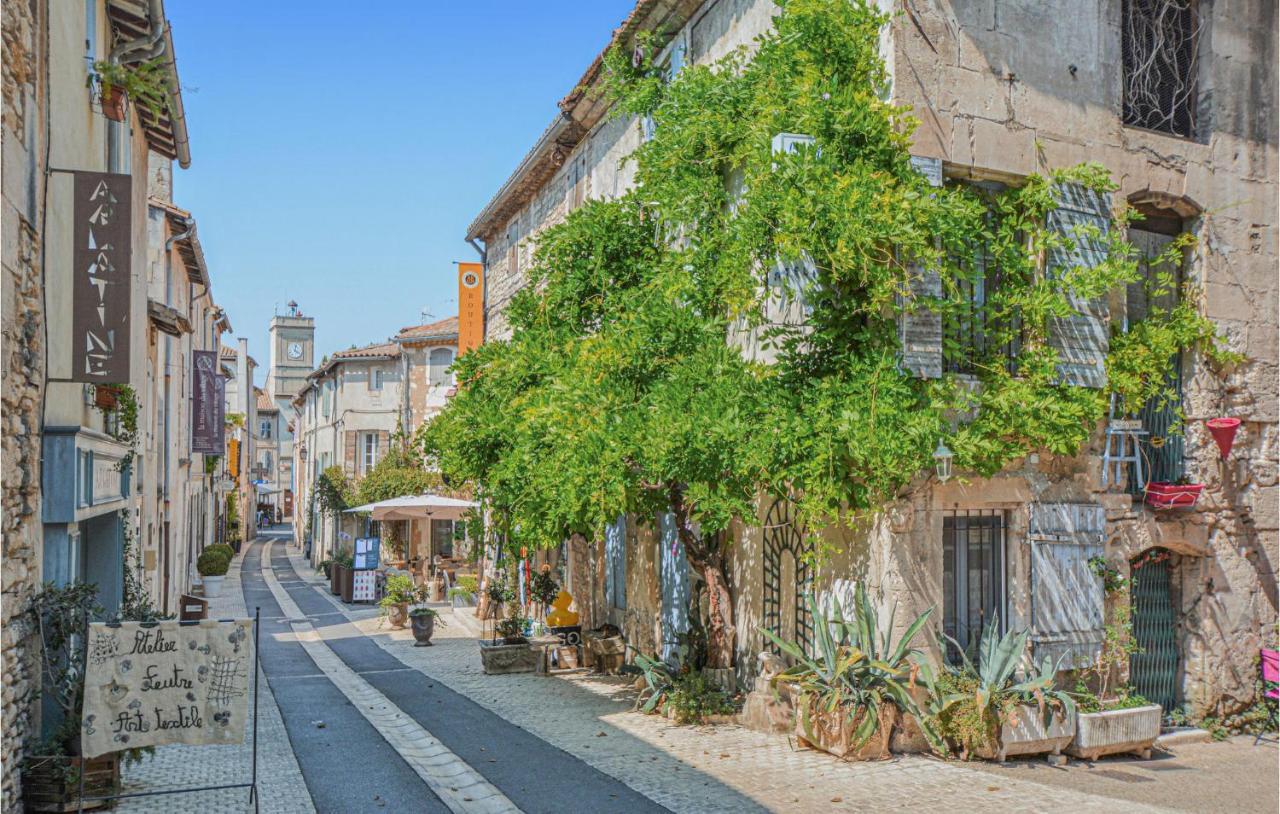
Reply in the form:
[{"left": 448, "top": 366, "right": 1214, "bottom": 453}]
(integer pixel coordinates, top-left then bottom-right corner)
[
  {"left": 410, "top": 612, "right": 436, "bottom": 645},
  {"left": 201, "top": 575, "right": 224, "bottom": 598}
]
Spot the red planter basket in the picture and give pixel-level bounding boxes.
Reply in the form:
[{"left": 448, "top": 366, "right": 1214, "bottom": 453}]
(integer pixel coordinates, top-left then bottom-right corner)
[{"left": 1144, "top": 481, "right": 1204, "bottom": 509}]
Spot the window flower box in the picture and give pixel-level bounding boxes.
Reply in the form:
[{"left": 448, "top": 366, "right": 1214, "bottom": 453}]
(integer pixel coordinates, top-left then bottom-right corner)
[{"left": 1144, "top": 481, "right": 1204, "bottom": 509}]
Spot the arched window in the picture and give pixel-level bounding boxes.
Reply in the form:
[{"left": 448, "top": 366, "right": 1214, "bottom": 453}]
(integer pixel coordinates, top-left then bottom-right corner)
[{"left": 429, "top": 347, "right": 454, "bottom": 386}]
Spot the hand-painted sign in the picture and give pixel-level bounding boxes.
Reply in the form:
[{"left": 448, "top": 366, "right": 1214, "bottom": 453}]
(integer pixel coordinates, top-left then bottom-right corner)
[
  {"left": 192, "top": 350, "right": 225, "bottom": 454},
  {"left": 80, "top": 620, "right": 252, "bottom": 758},
  {"left": 72, "top": 171, "right": 132, "bottom": 383},
  {"left": 458, "top": 261, "right": 484, "bottom": 355}
]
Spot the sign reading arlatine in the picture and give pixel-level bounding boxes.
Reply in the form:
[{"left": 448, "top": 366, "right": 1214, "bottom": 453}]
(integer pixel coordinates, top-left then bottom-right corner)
[
  {"left": 457, "top": 261, "right": 484, "bottom": 355},
  {"left": 72, "top": 171, "right": 132, "bottom": 383},
  {"left": 191, "top": 350, "right": 226, "bottom": 454},
  {"left": 80, "top": 620, "right": 253, "bottom": 758}
]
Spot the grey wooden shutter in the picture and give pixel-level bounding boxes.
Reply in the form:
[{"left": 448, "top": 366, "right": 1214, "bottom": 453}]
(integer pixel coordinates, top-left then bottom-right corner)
[
  {"left": 658, "top": 511, "right": 690, "bottom": 667},
  {"left": 1046, "top": 183, "right": 1112, "bottom": 388},
  {"left": 604, "top": 514, "right": 626, "bottom": 610},
  {"left": 898, "top": 156, "right": 944, "bottom": 378},
  {"left": 1028, "top": 503, "right": 1105, "bottom": 669}
]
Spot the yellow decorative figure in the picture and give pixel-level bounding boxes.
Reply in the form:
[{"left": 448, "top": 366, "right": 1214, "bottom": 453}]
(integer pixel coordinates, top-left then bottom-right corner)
[{"left": 546, "top": 589, "right": 579, "bottom": 627}]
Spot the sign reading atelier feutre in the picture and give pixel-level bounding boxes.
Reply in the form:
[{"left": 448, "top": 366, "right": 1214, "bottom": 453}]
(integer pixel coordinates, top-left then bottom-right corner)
[
  {"left": 80, "top": 620, "right": 253, "bottom": 758},
  {"left": 72, "top": 171, "right": 132, "bottom": 383},
  {"left": 191, "top": 350, "right": 225, "bottom": 454}
]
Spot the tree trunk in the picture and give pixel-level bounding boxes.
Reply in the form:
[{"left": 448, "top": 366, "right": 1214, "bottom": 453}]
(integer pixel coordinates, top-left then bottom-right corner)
[{"left": 669, "top": 484, "right": 736, "bottom": 670}]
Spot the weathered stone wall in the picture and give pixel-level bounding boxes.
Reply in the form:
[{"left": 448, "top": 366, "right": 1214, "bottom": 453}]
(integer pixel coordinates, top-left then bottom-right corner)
[
  {"left": 2, "top": 0, "right": 44, "bottom": 807},
  {"left": 892, "top": 0, "right": 1278, "bottom": 716}
]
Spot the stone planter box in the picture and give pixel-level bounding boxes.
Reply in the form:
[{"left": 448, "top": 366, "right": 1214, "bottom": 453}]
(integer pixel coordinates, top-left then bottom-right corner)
[
  {"left": 794, "top": 702, "right": 894, "bottom": 761},
  {"left": 479, "top": 640, "right": 539, "bottom": 674},
  {"left": 1067, "top": 704, "right": 1162, "bottom": 761},
  {"left": 975, "top": 704, "right": 1075, "bottom": 763}
]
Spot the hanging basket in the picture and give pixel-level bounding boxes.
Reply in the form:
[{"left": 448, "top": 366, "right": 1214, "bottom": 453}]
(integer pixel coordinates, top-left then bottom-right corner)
[
  {"left": 1206, "top": 417, "right": 1241, "bottom": 460},
  {"left": 1144, "top": 481, "right": 1204, "bottom": 509},
  {"left": 100, "top": 85, "right": 127, "bottom": 122},
  {"left": 93, "top": 385, "right": 118, "bottom": 411}
]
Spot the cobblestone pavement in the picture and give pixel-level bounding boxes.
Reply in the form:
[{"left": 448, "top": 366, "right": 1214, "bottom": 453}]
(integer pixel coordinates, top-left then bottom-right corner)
[
  {"left": 118, "top": 533, "right": 316, "bottom": 814},
  {"left": 280, "top": 549, "right": 1209, "bottom": 814}
]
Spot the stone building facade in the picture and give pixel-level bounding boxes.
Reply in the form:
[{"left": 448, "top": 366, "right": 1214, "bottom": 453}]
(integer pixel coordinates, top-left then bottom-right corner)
[
  {"left": 2, "top": 0, "right": 202, "bottom": 807},
  {"left": 467, "top": 0, "right": 1276, "bottom": 715},
  {"left": 291, "top": 319, "right": 459, "bottom": 564}
]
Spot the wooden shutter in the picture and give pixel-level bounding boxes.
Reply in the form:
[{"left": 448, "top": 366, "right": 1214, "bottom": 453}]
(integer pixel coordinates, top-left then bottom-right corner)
[
  {"left": 604, "top": 514, "right": 626, "bottom": 610},
  {"left": 898, "top": 156, "right": 944, "bottom": 378},
  {"left": 1028, "top": 503, "right": 1105, "bottom": 669},
  {"left": 343, "top": 430, "right": 357, "bottom": 476},
  {"left": 1046, "top": 183, "right": 1112, "bottom": 388},
  {"left": 658, "top": 511, "right": 690, "bottom": 667}
]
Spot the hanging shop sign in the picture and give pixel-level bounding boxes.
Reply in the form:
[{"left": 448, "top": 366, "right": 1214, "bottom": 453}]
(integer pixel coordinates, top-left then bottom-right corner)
[
  {"left": 80, "top": 619, "right": 253, "bottom": 758},
  {"left": 458, "top": 261, "right": 484, "bottom": 355},
  {"left": 72, "top": 171, "right": 132, "bottom": 383},
  {"left": 191, "top": 350, "right": 226, "bottom": 454}
]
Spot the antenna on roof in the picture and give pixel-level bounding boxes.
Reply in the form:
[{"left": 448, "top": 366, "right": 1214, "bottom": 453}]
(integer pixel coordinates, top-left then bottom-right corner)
[{"left": 420, "top": 307, "right": 434, "bottom": 323}]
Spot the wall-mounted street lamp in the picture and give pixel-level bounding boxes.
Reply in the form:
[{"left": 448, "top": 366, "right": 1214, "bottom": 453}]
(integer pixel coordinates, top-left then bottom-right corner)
[{"left": 933, "top": 439, "right": 954, "bottom": 483}]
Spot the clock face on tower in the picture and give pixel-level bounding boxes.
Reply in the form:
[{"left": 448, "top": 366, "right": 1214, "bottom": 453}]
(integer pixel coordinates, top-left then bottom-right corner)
[{"left": 287, "top": 342, "right": 303, "bottom": 360}]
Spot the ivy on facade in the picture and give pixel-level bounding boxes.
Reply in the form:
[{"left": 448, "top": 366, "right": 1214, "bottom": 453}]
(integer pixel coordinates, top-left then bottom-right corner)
[{"left": 418, "top": 0, "right": 1231, "bottom": 668}]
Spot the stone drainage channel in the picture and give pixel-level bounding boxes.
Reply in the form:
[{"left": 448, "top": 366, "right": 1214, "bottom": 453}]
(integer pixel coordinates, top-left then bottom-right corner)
[{"left": 242, "top": 535, "right": 667, "bottom": 813}]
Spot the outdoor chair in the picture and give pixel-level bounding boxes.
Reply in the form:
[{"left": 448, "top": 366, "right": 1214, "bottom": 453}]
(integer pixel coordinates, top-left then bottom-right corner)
[{"left": 1255, "top": 648, "right": 1278, "bottom": 746}]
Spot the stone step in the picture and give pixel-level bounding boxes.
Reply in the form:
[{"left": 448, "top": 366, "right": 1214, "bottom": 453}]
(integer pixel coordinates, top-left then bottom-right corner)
[{"left": 1156, "top": 727, "right": 1211, "bottom": 748}]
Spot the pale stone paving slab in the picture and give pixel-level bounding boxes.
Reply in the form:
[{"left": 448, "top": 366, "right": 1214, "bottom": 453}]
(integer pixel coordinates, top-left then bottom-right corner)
[
  {"left": 284, "top": 547, "right": 1177, "bottom": 814},
  {"left": 118, "top": 541, "right": 316, "bottom": 814},
  {"left": 259, "top": 541, "right": 518, "bottom": 814}
]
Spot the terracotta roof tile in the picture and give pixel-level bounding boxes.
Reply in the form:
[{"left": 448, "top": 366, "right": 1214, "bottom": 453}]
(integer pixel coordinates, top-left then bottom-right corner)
[
  {"left": 330, "top": 341, "right": 401, "bottom": 360},
  {"left": 255, "top": 390, "right": 277, "bottom": 412},
  {"left": 396, "top": 316, "right": 458, "bottom": 340}
]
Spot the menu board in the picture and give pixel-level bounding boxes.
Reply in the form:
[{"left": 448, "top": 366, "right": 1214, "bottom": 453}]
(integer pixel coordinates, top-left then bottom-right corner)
[
  {"left": 352, "top": 570, "right": 377, "bottom": 602},
  {"left": 354, "top": 537, "right": 380, "bottom": 570}
]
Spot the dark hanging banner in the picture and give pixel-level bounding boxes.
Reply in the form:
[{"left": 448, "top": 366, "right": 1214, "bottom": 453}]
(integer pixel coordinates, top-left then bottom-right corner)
[
  {"left": 192, "top": 350, "right": 226, "bottom": 454},
  {"left": 71, "top": 171, "right": 132, "bottom": 382}
]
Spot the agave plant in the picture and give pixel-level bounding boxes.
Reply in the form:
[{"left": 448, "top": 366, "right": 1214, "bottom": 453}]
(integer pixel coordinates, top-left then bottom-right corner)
[
  {"left": 630, "top": 650, "right": 674, "bottom": 714},
  {"left": 931, "top": 623, "right": 1075, "bottom": 757},
  {"left": 761, "top": 583, "right": 943, "bottom": 755}
]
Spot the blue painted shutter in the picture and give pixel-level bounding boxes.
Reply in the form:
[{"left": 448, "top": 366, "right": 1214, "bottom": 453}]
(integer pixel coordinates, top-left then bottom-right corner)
[
  {"left": 658, "top": 511, "right": 690, "bottom": 667},
  {"left": 1029, "top": 503, "right": 1105, "bottom": 669},
  {"left": 1046, "top": 183, "right": 1112, "bottom": 388},
  {"left": 898, "top": 156, "right": 944, "bottom": 378},
  {"left": 604, "top": 514, "right": 626, "bottom": 610}
]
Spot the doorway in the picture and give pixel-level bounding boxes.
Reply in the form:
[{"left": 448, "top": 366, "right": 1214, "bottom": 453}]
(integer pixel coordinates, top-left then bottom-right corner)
[{"left": 1130, "top": 549, "right": 1181, "bottom": 712}]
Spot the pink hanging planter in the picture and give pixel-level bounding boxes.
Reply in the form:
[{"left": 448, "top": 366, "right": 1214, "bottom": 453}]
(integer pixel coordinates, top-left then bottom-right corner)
[{"left": 1206, "top": 417, "right": 1241, "bottom": 460}]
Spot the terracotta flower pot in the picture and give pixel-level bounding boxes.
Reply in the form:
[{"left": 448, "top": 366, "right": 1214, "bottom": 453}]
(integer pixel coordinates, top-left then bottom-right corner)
[
  {"left": 94, "top": 385, "right": 118, "bottom": 410},
  {"left": 100, "top": 85, "right": 126, "bottom": 122},
  {"left": 387, "top": 602, "right": 408, "bottom": 629}
]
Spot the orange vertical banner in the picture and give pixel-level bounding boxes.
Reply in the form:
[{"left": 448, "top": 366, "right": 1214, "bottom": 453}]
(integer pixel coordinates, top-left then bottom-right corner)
[{"left": 458, "top": 262, "right": 484, "bottom": 355}]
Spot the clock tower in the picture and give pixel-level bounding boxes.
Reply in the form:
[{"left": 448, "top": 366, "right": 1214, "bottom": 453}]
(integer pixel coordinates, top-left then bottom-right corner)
[{"left": 267, "top": 301, "right": 316, "bottom": 403}]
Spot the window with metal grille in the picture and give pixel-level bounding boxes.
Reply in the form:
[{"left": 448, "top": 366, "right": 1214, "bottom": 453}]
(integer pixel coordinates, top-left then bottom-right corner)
[
  {"left": 1122, "top": 0, "right": 1200, "bottom": 138},
  {"left": 943, "top": 187, "right": 1021, "bottom": 375},
  {"left": 943, "top": 510, "right": 1007, "bottom": 664}
]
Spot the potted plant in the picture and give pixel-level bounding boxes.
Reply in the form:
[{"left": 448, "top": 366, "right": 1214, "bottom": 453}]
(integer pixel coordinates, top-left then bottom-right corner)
[
  {"left": 379, "top": 574, "right": 423, "bottom": 629},
  {"left": 529, "top": 566, "right": 559, "bottom": 618},
  {"left": 196, "top": 548, "right": 231, "bottom": 598},
  {"left": 317, "top": 557, "right": 334, "bottom": 581},
  {"left": 89, "top": 58, "right": 171, "bottom": 122},
  {"left": 331, "top": 552, "right": 354, "bottom": 598},
  {"left": 410, "top": 606, "right": 446, "bottom": 646},
  {"left": 22, "top": 584, "right": 128, "bottom": 811},
  {"left": 761, "top": 585, "right": 943, "bottom": 760},
  {"left": 1144, "top": 475, "right": 1204, "bottom": 509},
  {"left": 1067, "top": 560, "right": 1161, "bottom": 760},
  {"left": 631, "top": 651, "right": 737, "bottom": 724},
  {"left": 931, "top": 625, "right": 1076, "bottom": 763},
  {"left": 93, "top": 384, "right": 119, "bottom": 410}
]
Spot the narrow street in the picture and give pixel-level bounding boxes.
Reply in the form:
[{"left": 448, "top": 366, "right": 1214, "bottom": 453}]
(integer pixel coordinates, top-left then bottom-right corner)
[{"left": 240, "top": 529, "right": 669, "bottom": 813}]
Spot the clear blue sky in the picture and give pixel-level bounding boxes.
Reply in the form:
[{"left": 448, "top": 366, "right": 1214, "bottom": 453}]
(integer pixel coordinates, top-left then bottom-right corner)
[{"left": 167, "top": 1, "right": 635, "bottom": 381}]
